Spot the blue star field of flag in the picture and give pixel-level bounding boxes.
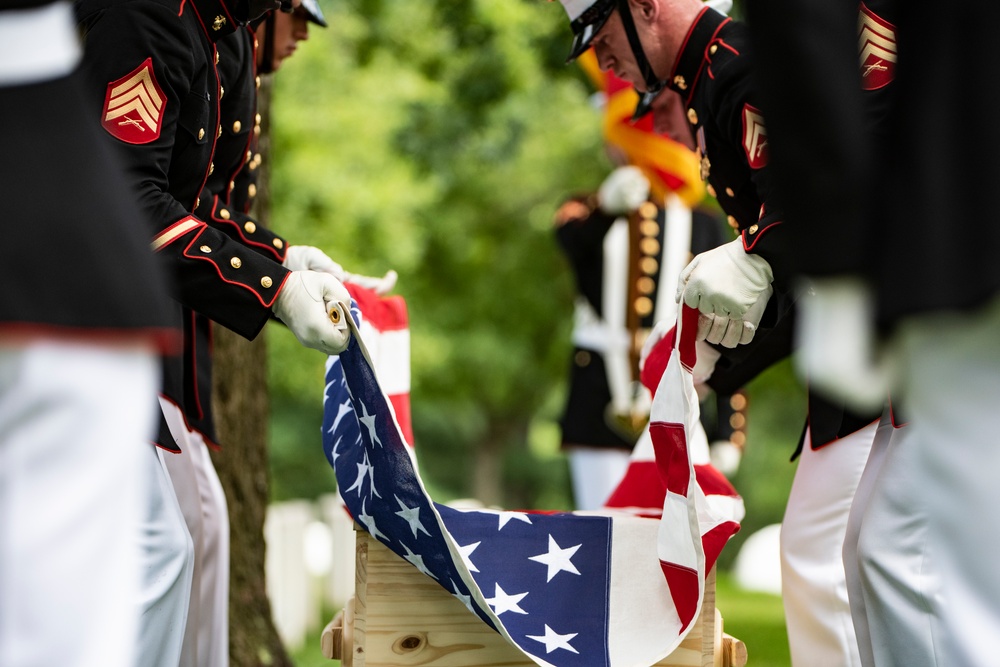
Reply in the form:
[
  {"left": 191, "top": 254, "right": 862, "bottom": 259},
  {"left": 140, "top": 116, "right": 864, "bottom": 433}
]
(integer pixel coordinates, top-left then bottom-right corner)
[{"left": 322, "top": 301, "right": 619, "bottom": 666}]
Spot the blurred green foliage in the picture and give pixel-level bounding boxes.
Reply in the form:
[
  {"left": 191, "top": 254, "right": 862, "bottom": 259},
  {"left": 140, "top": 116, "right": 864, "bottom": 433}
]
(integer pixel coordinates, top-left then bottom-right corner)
[{"left": 264, "top": 0, "right": 807, "bottom": 555}]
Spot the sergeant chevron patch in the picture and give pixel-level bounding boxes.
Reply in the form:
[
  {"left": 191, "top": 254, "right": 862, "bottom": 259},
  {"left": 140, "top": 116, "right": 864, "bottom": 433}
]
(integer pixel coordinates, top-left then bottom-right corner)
[
  {"left": 741, "top": 104, "right": 768, "bottom": 169},
  {"left": 858, "top": 2, "right": 896, "bottom": 91},
  {"left": 101, "top": 57, "right": 166, "bottom": 144}
]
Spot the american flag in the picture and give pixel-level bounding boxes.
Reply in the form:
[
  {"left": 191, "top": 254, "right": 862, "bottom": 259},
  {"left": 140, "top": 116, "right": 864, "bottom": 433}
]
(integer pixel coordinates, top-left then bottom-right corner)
[{"left": 323, "top": 300, "right": 743, "bottom": 667}]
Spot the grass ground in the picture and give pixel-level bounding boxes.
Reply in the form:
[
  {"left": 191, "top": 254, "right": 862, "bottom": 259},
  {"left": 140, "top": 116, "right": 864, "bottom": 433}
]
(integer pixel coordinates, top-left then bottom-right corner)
[{"left": 290, "top": 570, "right": 791, "bottom": 667}]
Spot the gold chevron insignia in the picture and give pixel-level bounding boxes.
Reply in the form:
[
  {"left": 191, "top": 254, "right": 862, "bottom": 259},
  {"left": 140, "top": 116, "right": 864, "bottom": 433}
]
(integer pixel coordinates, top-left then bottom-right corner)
[{"left": 104, "top": 60, "right": 164, "bottom": 134}]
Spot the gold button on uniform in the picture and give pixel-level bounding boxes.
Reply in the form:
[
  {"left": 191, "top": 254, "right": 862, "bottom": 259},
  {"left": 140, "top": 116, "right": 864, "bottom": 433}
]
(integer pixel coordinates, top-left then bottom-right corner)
[
  {"left": 634, "top": 297, "right": 653, "bottom": 316},
  {"left": 247, "top": 183, "right": 257, "bottom": 197},
  {"left": 640, "top": 237, "right": 660, "bottom": 256},
  {"left": 706, "top": 184, "right": 717, "bottom": 198},
  {"left": 255, "top": 113, "right": 262, "bottom": 125},
  {"left": 229, "top": 180, "right": 235, "bottom": 191},
  {"left": 255, "top": 75, "right": 261, "bottom": 88},
  {"left": 217, "top": 125, "right": 222, "bottom": 138},
  {"left": 232, "top": 120, "right": 242, "bottom": 133},
  {"left": 574, "top": 350, "right": 591, "bottom": 367},
  {"left": 637, "top": 276, "right": 655, "bottom": 294},
  {"left": 687, "top": 108, "right": 698, "bottom": 124},
  {"left": 230, "top": 257, "right": 242, "bottom": 269},
  {"left": 208, "top": 162, "right": 214, "bottom": 175},
  {"left": 748, "top": 224, "right": 759, "bottom": 234},
  {"left": 727, "top": 215, "right": 739, "bottom": 229},
  {"left": 197, "top": 128, "right": 205, "bottom": 140},
  {"left": 219, "top": 86, "right": 224, "bottom": 99},
  {"left": 640, "top": 220, "right": 659, "bottom": 237},
  {"left": 195, "top": 197, "right": 200, "bottom": 209},
  {"left": 725, "top": 187, "right": 735, "bottom": 197},
  {"left": 244, "top": 221, "right": 256, "bottom": 234},
  {"left": 261, "top": 276, "right": 273, "bottom": 288},
  {"left": 215, "top": 51, "right": 219, "bottom": 64},
  {"left": 638, "top": 202, "right": 658, "bottom": 219},
  {"left": 710, "top": 44, "right": 718, "bottom": 55},
  {"left": 218, "top": 208, "right": 230, "bottom": 220},
  {"left": 200, "top": 245, "right": 212, "bottom": 253},
  {"left": 273, "top": 238, "right": 284, "bottom": 250},
  {"left": 246, "top": 150, "right": 252, "bottom": 161},
  {"left": 641, "top": 257, "right": 659, "bottom": 275}
]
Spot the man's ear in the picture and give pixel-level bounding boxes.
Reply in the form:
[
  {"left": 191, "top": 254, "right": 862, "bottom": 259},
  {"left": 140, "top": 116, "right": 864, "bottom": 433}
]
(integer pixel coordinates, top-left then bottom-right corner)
[{"left": 631, "top": 0, "right": 658, "bottom": 22}]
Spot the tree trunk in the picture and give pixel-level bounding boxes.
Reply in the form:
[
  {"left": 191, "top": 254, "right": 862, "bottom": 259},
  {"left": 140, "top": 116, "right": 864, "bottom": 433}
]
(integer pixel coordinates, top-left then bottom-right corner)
[{"left": 210, "top": 75, "right": 292, "bottom": 667}]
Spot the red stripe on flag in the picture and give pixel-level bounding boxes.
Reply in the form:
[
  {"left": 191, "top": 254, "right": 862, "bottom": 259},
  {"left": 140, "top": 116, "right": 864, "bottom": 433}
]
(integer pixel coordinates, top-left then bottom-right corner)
[
  {"left": 701, "top": 521, "right": 741, "bottom": 574},
  {"left": 640, "top": 326, "right": 675, "bottom": 394},
  {"left": 650, "top": 421, "right": 691, "bottom": 497},
  {"left": 693, "top": 464, "right": 740, "bottom": 498},
  {"left": 345, "top": 284, "right": 409, "bottom": 331},
  {"left": 660, "top": 560, "right": 700, "bottom": 632},
  {"left": 604, "top": 460, "right": 666, "bottom": 511},
  {"left": 678, "top": 306, "right": 699, "bottom": 371}
]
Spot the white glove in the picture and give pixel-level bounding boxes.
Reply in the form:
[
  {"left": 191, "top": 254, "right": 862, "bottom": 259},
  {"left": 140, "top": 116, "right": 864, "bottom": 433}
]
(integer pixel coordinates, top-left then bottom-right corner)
[
  {"left": 343, "top": 269, "right": 398, "bottom": 296},
  {"left": 273, "top": 271, "right": 352, "bottom": 355},
  {"left": 284, "top": 245, "right": 398, "bottom": 296},
  {"left": 692, "top": 340, "right": 721, "bottom": 386},
  {"left": 793, "top": 277, "right": 893, "bottom": 412},
  {"left": 283, "top": 245, "right": 345, "bottom": 278},
  {"left": 695, "top": 285, "right": 773, "bottom": 348},
  {"left": 597, "top": 166, "right": 651, "bottom": 215},
  {"left": 677, "top": 238, "right": 774, "bottom": 319}
]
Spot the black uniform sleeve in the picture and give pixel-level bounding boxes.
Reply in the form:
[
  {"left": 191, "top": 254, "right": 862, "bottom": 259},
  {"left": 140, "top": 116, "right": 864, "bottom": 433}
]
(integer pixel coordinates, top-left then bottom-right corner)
[
  {"left": 703, "top": 51, "right": 792, "bottom": 287},
  {"left": 78, "top": 1, "right": 288, "bottom": 339},
  {"left": 744, "top": 0, "right": 873, "bottom": 279}
]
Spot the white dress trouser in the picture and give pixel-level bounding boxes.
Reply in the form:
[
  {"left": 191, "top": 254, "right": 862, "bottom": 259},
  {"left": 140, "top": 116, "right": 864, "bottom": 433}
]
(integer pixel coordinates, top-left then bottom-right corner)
[
  {"left": 160, "top": 399, "right": 230, "bottom": 667},
  {"left": 846, "top": 296, "right": 1000, "bottom": 667},
  {"left": 566, "top": 446, "right": 632, "bottom": 511},
  {"left": 0, "top": 341, "right": 167, "bottom": 667},
  {"left": 780, "top": 420, "right": 876, "bottom": 667},
  {"left": 138, "top": 441, "right": 196, "bottom": 667}
]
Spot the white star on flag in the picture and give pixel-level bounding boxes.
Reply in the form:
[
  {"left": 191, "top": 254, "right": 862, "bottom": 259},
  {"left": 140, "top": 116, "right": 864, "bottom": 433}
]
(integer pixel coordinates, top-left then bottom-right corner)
[
  {"left": 526, "top": 625, "right": 579, "bottom": 655},
  {"left": 326, "top": 400, "right": 354, "bottom": 436},
  {"left": 394, "top": 495, "right": 431, "bottom": 539},
  {"left": 485, "top": 583, "right": 529, "bottom": 616},
  {"left": 357, "top": 500, "right": 388, "bottom": 542},
  {"left": 528, "top": 534, "right": 582, "bottom": 582},
  {"left": 450, "top": 579, "right": 475, "bottom": 613},
  {"left": 345, "top": 451, "right": 371, "bottom": 496},
  {"left": 457, "top": 540, "right": 481, "bottom": 573},
  {"left": 400, "top": 542, "right": 436, "bottom": 579},
  {"left": 497, "top": 511, "right": 533, "bottom": 530},
  {"left": 358, "top": 400, "right": 383, "bottom": 448}
]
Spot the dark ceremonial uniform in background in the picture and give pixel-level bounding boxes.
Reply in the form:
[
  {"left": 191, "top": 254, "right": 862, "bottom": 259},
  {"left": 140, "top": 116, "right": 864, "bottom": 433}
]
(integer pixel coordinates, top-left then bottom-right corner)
[
  {"left": 76, "top": 0, "right": 293, "bottom": 451},
  {"left": 555, "top": 195, "right": 737, "bottom": 450}
]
